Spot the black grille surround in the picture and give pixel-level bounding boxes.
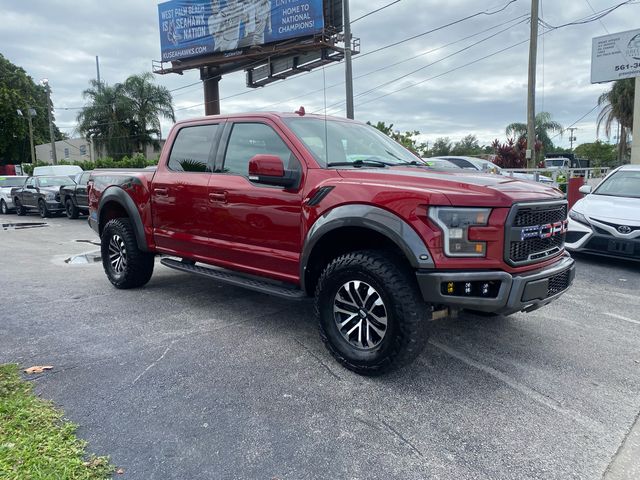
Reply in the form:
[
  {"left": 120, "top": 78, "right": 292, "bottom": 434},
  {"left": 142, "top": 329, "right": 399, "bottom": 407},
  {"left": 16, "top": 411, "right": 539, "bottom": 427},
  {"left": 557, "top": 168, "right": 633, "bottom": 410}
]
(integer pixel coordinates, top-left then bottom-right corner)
[{"left": 504, "top": 200, "right": 568, "bottom": 267}]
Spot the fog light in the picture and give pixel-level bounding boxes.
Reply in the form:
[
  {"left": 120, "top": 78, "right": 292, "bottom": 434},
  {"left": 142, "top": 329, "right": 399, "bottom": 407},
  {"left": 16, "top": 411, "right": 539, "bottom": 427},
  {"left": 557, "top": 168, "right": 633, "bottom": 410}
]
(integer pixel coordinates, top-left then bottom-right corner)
[
  {"left": 441, "top": 280, "right": 501, "bottom": 298},
  {"left": 447, "top": 282, "right": 454, "bottom": 294},
  {"left": 464, "top": 282, "right": 472, "bottom": 294}
]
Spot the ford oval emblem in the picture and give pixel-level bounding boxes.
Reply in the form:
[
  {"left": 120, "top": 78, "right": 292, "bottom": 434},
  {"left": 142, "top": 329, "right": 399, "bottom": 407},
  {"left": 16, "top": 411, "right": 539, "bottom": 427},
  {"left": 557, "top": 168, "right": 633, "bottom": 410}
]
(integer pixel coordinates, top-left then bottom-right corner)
[{"left": 617, "top": 225, "right": 632, "bottom": 234}]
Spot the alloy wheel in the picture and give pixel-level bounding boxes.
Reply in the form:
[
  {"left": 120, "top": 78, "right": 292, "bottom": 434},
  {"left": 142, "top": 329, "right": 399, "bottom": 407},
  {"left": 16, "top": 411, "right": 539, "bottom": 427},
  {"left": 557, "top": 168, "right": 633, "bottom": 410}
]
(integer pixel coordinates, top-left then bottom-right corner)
[
  {"left": 108, "top": 234, "right": 127, "bottom": 274},
  {"left": 333, "top": 280, "right": 388, "bottom": 350}
]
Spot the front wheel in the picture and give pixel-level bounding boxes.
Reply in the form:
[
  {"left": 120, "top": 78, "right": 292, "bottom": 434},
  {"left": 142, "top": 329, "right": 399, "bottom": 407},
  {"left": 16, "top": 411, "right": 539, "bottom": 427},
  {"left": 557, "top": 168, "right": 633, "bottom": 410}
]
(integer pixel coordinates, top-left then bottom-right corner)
[
  {"left": 65, "top": 198, "right": 79, "bottom": 219},
  {"left": 315, "top": 250, "right": 430, "bottom": 375},
  {"left": 101, "top": 218, "right": 154, "bottom": 289},
  {"left": 0, "top": 200, "right": 7, "bottom": 215},
  {"left": 14, "top": 198, "right": 26, "bottom": 216},
  {"left": 38, "top": 200, "right": 49, "bottom": 218}
]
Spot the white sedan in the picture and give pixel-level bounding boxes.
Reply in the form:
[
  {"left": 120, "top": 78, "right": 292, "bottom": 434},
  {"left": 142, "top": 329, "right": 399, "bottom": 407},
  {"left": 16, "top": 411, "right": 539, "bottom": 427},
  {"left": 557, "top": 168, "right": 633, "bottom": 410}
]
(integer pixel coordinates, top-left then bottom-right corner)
[
  {"left": 566, "top": 164, "right": 640, "bottom": 260},
  {"left": 0, "top": 176, "right": 28, "bottom": 214}
]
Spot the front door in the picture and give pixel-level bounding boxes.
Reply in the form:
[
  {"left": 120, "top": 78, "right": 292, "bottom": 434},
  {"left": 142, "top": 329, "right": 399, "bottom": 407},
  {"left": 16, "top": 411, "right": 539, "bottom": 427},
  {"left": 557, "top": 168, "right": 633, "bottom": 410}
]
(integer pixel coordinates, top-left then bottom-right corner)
[
  {"left": 206, "top": 121, "right": 304, "bottom": 284},
  {"left": 76, "top": 171, "right": 91, "bottom": 208},
  {"left": 23, "top": 177, "right": 37, "bottom": 208},
  {"left": 151, "top": 122, "right": 222, "bottom": 260}
]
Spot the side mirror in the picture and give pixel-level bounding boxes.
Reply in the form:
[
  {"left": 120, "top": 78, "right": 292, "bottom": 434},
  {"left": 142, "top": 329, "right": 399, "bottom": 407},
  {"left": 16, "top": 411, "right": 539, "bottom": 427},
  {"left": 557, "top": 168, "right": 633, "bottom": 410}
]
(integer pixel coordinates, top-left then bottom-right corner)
[
  {"left": 578, "top": 185, "right": 592, "bottom": 195},
  {"left": 248, "top": 154, "right": 299, "bottom": 188}
]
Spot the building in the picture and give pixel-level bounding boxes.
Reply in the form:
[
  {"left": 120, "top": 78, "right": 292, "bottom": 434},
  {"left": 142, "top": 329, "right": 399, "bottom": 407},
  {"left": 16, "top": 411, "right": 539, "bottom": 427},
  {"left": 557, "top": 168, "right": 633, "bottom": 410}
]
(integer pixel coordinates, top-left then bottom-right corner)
[{"left": 35, "top": 138, "right": 164, "bottom": 164}]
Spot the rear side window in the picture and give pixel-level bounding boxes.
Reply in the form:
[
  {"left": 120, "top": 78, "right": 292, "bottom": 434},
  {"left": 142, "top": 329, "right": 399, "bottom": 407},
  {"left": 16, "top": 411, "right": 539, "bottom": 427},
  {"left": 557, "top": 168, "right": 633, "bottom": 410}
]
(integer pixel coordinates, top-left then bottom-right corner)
[{"left": 168, "top": 124, "right": 219, "bottom": 172}]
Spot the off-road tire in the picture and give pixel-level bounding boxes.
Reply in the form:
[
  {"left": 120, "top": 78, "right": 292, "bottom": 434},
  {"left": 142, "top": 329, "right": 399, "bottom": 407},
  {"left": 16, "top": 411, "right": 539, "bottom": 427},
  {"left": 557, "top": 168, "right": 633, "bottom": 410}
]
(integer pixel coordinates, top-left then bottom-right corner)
[
  {"left": 101, "top": 218, "right": 154, "bottom": 289},
  {"left": 65, "top": 198, "right": 79, "bottom": 219},
  {"left": 14, "top": 198, "right": 26, "bottom": 216},
  {"left": 0, "top": 200, "right": 8, "bottom": 214},
  {"left": 38, "top": 199, "right": 49, "bottom": 218},
  {"left": 315, "top": 250, "right": 430, "bottom": 375}
]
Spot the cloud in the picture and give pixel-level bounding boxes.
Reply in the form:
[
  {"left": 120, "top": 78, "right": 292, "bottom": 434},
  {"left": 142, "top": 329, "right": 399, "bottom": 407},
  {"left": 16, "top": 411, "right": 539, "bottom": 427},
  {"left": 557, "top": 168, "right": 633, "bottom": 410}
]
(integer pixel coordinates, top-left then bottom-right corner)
[{"left": 1, "top": 0, "right": 637, "bottom": 148}]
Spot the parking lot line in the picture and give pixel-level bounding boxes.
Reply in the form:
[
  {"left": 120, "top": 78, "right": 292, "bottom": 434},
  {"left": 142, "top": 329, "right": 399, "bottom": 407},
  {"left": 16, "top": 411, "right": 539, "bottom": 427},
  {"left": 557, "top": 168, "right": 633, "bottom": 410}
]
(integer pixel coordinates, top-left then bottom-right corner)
[{"left": 603, "top": 312, "right": 640, "bottom": 326}]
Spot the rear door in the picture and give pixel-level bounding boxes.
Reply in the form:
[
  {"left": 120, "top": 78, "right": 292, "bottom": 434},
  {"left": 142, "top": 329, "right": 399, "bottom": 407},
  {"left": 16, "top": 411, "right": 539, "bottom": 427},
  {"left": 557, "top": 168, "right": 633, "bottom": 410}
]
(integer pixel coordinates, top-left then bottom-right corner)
[{"left": 151, "top": 121, "right": 223, "bottom": 260}]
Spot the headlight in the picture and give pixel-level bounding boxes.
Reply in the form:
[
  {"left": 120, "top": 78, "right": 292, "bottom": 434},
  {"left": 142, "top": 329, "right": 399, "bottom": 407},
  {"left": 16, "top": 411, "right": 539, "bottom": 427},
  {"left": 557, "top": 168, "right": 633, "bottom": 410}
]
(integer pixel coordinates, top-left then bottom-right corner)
[
  {"left": 428, "top": 207, "right": 491, "bottom": 257},
  {"left": 569, "top": 209, "right": 589, "bottom": 226},
  {"left": 45, "top": 192, "right": 56, "bottom": 200}
]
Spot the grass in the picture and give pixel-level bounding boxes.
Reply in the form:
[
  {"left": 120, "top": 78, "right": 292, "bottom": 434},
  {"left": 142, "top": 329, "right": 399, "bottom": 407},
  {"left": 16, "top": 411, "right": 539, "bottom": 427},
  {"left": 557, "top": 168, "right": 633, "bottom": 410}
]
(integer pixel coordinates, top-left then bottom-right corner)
[{"left": 0, "top": 364, "right": 114, "bottom": 479}]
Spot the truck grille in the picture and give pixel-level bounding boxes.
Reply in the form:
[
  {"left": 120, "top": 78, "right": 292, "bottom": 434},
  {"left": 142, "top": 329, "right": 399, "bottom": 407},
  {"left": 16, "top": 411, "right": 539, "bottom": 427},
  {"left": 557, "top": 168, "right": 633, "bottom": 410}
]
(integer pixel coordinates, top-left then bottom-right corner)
[
  {"left": 547, "top": 269, "right": 571, "bottom": 297},
  {"left": 505, "top": 202, "right": 567, "bottom": 266}
]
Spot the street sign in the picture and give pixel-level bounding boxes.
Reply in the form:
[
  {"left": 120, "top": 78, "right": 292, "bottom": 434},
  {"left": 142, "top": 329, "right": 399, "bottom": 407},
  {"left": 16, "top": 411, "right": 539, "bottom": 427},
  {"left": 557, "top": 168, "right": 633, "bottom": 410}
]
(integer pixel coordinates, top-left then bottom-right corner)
[{"left": 591, "top": 28, "right": 640, "bottom": 83}]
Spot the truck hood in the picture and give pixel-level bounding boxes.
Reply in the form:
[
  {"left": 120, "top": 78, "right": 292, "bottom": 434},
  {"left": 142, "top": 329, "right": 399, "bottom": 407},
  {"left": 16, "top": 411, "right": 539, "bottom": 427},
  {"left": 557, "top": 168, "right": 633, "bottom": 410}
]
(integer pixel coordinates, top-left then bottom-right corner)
[{"left": 336, "top": 167, "right": 564, "bottom": 206}]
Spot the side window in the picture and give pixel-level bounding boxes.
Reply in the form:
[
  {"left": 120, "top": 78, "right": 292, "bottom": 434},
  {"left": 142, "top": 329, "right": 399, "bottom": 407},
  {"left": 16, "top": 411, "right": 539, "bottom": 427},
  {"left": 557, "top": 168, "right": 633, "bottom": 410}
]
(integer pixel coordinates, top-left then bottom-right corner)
[
  {"left": 223, "top": 123, "right": 298, "bottom": 176},
  {"left": 26, "top": 178, "right": 35, "bottom": 188},
  {"left": 167, "top": 124, "right": 219, "bottom": 172},
  {"left": 79, "top": 172, "right": 91, "bottom": 185}
]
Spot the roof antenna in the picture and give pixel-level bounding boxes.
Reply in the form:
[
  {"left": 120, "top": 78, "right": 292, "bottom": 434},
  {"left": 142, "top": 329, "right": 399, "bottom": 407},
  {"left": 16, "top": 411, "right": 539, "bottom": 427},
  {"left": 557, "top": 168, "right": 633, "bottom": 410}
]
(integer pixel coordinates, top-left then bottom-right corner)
[{"left": 295, "top": 106, "right": 305, "bottom": 116}]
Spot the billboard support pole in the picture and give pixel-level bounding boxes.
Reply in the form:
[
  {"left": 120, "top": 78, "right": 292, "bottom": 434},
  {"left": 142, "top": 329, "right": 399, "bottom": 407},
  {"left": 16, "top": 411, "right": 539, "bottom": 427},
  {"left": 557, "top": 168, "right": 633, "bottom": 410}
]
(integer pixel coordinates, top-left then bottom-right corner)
[
  {"left": 201, "top": 67, "right": 221, "bottom": 116},
  {"left": 631, "top": 76, "right": 640, "bottom": 164},
  {"left": 526, "top": 0, "right": 539, "bottom": 168},
  {"left": 343, "top": 0, "right": 354, "bottom": 119}
]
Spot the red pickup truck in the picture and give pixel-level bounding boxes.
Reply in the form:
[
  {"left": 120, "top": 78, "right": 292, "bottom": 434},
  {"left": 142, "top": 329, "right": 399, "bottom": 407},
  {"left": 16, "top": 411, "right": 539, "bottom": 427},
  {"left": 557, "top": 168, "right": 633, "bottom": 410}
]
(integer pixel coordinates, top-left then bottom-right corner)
[{"left": 88, "top": 111, "right": 574, "bottom": 374}]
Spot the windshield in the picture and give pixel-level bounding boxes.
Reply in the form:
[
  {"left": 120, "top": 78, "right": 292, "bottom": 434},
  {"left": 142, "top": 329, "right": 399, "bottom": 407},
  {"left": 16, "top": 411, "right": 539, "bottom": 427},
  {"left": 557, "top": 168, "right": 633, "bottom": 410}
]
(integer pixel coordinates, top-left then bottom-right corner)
[
  {"left": 545, "top": 159, "right": 566, "bottom": 167},
  {"left": 38, "top": 176, "right": 73, "bottom": 187},
  {"left": 594, "top": 169, "right": 640, "bottom": 198},
  {"left": 284, "top": 117, "right": 421, "bottom": 167},
  {"left": 422, "top": 159, "right": 462, "bottom": 170},
  {"left": 0, "top": 177, "right": 27, "bottom": 187}
]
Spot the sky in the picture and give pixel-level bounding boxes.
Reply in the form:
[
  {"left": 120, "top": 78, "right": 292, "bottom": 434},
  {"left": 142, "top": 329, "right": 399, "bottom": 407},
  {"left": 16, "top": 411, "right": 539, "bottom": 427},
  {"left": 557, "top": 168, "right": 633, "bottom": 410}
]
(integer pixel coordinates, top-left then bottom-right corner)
[{"left": 1, "top": 0, "right": 638, "bottom": 150}]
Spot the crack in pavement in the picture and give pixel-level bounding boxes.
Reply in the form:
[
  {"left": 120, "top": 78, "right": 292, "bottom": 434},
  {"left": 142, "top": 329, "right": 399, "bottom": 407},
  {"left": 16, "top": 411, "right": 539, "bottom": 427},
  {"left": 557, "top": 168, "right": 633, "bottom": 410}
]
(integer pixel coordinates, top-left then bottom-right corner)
[
  {"left": 293, "top": 338, "right": 343, "bottom": 381},
  {"left": 131, "top": 341, "right": 175, "bottom": 386},
  {"left": 602, "top": 407, "right": 640, "bottom": 480}
]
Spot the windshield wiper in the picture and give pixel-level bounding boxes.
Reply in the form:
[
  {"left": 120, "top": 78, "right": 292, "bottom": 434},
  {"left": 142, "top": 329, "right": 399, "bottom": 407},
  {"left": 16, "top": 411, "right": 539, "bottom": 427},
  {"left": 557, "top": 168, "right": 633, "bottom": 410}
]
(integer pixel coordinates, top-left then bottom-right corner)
[
  {"left": 327, "top": 159, "right": 391, "bottom": 168},
  {"left": 394, "top": 159, "right": 428, "bottom": 167}
]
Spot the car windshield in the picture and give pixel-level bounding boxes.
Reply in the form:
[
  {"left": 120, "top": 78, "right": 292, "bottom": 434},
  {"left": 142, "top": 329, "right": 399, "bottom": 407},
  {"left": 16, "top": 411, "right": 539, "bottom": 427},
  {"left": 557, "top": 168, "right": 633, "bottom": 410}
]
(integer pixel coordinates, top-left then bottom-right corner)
[
  {"left": 283, "top": 117, "right": 422, "bottom": 167},
  {"left": 546, "top": 159, "right": 566, "bottom": 167},
  {"left": 594, "top": 169, "right": 640, "bottom": 198},
  {"left": 422, "top": 159, "right": 462, "bottom": 170},
  {"left": 38, "top": 176, "right": 72, "bottom": 187},
  {"left": 0, "top": 177, "right": 27, "bottom": 187}
]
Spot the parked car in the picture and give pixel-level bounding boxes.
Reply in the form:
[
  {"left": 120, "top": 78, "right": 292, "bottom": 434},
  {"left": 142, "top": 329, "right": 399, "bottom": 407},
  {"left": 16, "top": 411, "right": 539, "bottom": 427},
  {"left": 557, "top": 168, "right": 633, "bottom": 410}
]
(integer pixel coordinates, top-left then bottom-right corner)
[
  {"left": 33, "top": 165, "right": 82, "bottom": 179},
  {"left": 421, "top": 158, "right": 464, "bottom": 170},
  {"left": 0, "top": 176, "right": 27, "bottom": 214},
  {"left": 566, "top": 164, "right": 640, "bottom": 260},
  {"left": 430, "top": 156, "right": 554, "bottom": 184},
  {"left": 59, "top": 171, "right": 92, "bottom": 218},
  {"left": 87, "top": 111, "right": 574, "bottom": 375},
  {"left": 11, "top": 175, "right": 73, "bottom": 217}
]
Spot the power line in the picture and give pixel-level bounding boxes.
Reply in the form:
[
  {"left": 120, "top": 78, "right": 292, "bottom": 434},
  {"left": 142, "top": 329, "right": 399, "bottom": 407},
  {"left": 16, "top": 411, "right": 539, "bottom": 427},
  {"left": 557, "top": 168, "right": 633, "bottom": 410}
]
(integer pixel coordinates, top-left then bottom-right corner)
[
  {"left": 539, "top": 0, "right": 635, "bottom": 30},
  {"left": 584, "top": 0, "right": 611, "bottom": 33},
  {"left": 351, "top": 0, "right": 402, "bottom": 24},
  {"left": 550, "top": 105, "right": 599, "bottom": 140}
]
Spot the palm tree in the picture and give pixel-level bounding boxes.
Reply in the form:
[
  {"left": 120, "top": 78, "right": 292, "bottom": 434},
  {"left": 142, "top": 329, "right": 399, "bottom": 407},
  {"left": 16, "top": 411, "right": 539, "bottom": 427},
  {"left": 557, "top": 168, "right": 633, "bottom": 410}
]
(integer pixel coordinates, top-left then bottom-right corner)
[
  {"left": 77, "top": 73, "right": 175, "bottom": 159},
  {"left": 597, "top": 78, "right": 634, "bottom": 162},
  {"left": 121, "top": 73, "right": 175, "bottom": 153},
  {"left": 505, "top": 111, "right": 563, "bottom": 155}
]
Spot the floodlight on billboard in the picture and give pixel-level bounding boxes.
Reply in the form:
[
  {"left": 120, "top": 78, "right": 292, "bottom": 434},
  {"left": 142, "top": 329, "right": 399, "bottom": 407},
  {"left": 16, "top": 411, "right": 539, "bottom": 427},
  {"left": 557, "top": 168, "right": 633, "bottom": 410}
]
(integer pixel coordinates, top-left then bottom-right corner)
[
  {"left": 591, "top": 28, "right": 640, "bottom": 83},
  {"left": 158, "top": 0, "right": 327, "bottom": 62}
]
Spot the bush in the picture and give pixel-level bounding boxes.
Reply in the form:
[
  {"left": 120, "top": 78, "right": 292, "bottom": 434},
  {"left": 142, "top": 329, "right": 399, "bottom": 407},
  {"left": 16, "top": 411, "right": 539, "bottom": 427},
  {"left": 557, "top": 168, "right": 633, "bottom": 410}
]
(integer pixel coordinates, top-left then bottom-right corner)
[{"left": 19, "top": 153, "right": 159, "bottom": 174}]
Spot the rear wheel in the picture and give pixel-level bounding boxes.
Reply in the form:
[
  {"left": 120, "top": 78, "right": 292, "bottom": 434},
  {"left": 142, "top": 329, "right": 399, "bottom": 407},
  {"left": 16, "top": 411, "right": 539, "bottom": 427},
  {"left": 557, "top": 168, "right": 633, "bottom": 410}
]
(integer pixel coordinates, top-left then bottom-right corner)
[
  {"left": 65, "top": 198, "right": 79, "bottom": 219},
  {"left": 0, "top": 200, "right": 7, "bottom": 214},
  {"left": 38, "top": 199, "right": 49, "bottom": 218},
  {"left": 101, "top": 218, "right": 154, "bottom": 289},
  {"left": 315, "top": 250, "right": 430, "bottom": 375},
  {"left": 14, "top": 198, "right": 26, "bottom": 216}
]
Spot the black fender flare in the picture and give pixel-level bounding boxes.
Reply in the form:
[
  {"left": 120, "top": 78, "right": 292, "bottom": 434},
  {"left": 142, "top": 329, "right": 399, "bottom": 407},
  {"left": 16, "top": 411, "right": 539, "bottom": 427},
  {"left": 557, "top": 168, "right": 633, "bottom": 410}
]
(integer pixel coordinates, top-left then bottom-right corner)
[
  {"left": 98, "top": 186, "right": 148, "bottom": 252},
  {"left": 300, "top": 204, "right": 434, "bottom": 292}
]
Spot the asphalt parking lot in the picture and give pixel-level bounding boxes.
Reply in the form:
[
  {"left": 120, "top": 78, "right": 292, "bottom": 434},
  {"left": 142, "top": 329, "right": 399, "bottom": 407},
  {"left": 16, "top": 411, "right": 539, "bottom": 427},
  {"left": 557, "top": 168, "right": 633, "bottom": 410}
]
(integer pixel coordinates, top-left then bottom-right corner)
[{"left": 1, "top": 215, "right": 639, "bottom": 480}]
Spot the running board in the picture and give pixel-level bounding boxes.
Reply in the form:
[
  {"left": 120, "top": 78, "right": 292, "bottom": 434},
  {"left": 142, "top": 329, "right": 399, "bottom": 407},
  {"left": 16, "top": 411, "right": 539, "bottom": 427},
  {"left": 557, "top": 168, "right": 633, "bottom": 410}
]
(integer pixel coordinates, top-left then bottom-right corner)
[{"left": 160, "top": 258, "right": 307, "bottom": 300}]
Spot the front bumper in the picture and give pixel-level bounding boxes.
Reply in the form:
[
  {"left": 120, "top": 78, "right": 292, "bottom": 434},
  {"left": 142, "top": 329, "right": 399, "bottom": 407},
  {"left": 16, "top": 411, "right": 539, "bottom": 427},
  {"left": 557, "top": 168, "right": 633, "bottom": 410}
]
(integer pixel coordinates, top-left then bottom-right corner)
[
  {"left": 415, "top": 254, "right": 575, "bottom": 316},
  {"left": 44, "top": 200, "right": 64, "bottom": 212},
  {"left": 566, "top": 217, "right": 640, "bottom": 260}
]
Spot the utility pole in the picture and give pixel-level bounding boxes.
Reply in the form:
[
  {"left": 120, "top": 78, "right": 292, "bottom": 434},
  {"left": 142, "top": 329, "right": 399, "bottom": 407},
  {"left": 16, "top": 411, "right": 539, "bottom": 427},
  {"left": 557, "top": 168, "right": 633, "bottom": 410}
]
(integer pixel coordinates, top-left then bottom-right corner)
[
  {"left": 42, "top": 79, "right": 57, "bottom": 165},
  {"left": 96, "top": 56, "right": 101, "bottom": 88},
  {"left": 343, "top": 0, "right": 354, "bottom": 119},
  {"left": 567, "top": 127, "right": 577, "bottom": 150},
  {"left": 526, "top": 0, "right": 539, "bottom": 168}
]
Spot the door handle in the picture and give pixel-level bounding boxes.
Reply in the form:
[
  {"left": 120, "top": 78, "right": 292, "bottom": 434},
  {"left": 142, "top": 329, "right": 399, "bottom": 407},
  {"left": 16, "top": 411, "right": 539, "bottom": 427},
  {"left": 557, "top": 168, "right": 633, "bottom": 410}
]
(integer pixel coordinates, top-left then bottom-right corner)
[
  {"left": 209, "top": 191, "right": 227, "bottom": 203},
  {"left": 154, "top": 188, "right": 168, "bottom": 197}
]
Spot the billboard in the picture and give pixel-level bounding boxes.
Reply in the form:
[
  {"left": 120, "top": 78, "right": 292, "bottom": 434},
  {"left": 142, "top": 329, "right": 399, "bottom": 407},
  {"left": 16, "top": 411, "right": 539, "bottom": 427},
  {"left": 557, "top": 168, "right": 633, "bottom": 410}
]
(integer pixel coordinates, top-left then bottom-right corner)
[
  {"left": 158, "top": 0, "right": 326, "bottom": 62},
  {"left": 591, "top": 28, "right": 640, "bottom": 83}
]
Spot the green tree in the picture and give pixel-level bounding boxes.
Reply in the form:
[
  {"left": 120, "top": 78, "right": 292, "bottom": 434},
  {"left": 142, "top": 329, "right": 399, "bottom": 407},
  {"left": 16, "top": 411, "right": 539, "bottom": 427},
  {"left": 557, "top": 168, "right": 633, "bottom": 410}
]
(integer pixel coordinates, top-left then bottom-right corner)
[
  {"left": 367, "top": 121, "right": 427, "bottom": 155},
  {"left": 77, "top": 73, "right": 175, "bottom": 159},
  {"left": 450, "top": 134, "right": 482, "bottom": 156},
  {"left": 505, "top": 111, "right": 563, "bottom": 156},
  {"left": 430, "top": 137, "right": 452, "bottom": 157},
  {"left": 597, "top": 78, "right": 634, "bottom": 163},
  {"left": 574, "top": 141, "right": 617, "bottom": 167},
  {"left": 0, "top": 54, "right": 64, "bottom": 164}
]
